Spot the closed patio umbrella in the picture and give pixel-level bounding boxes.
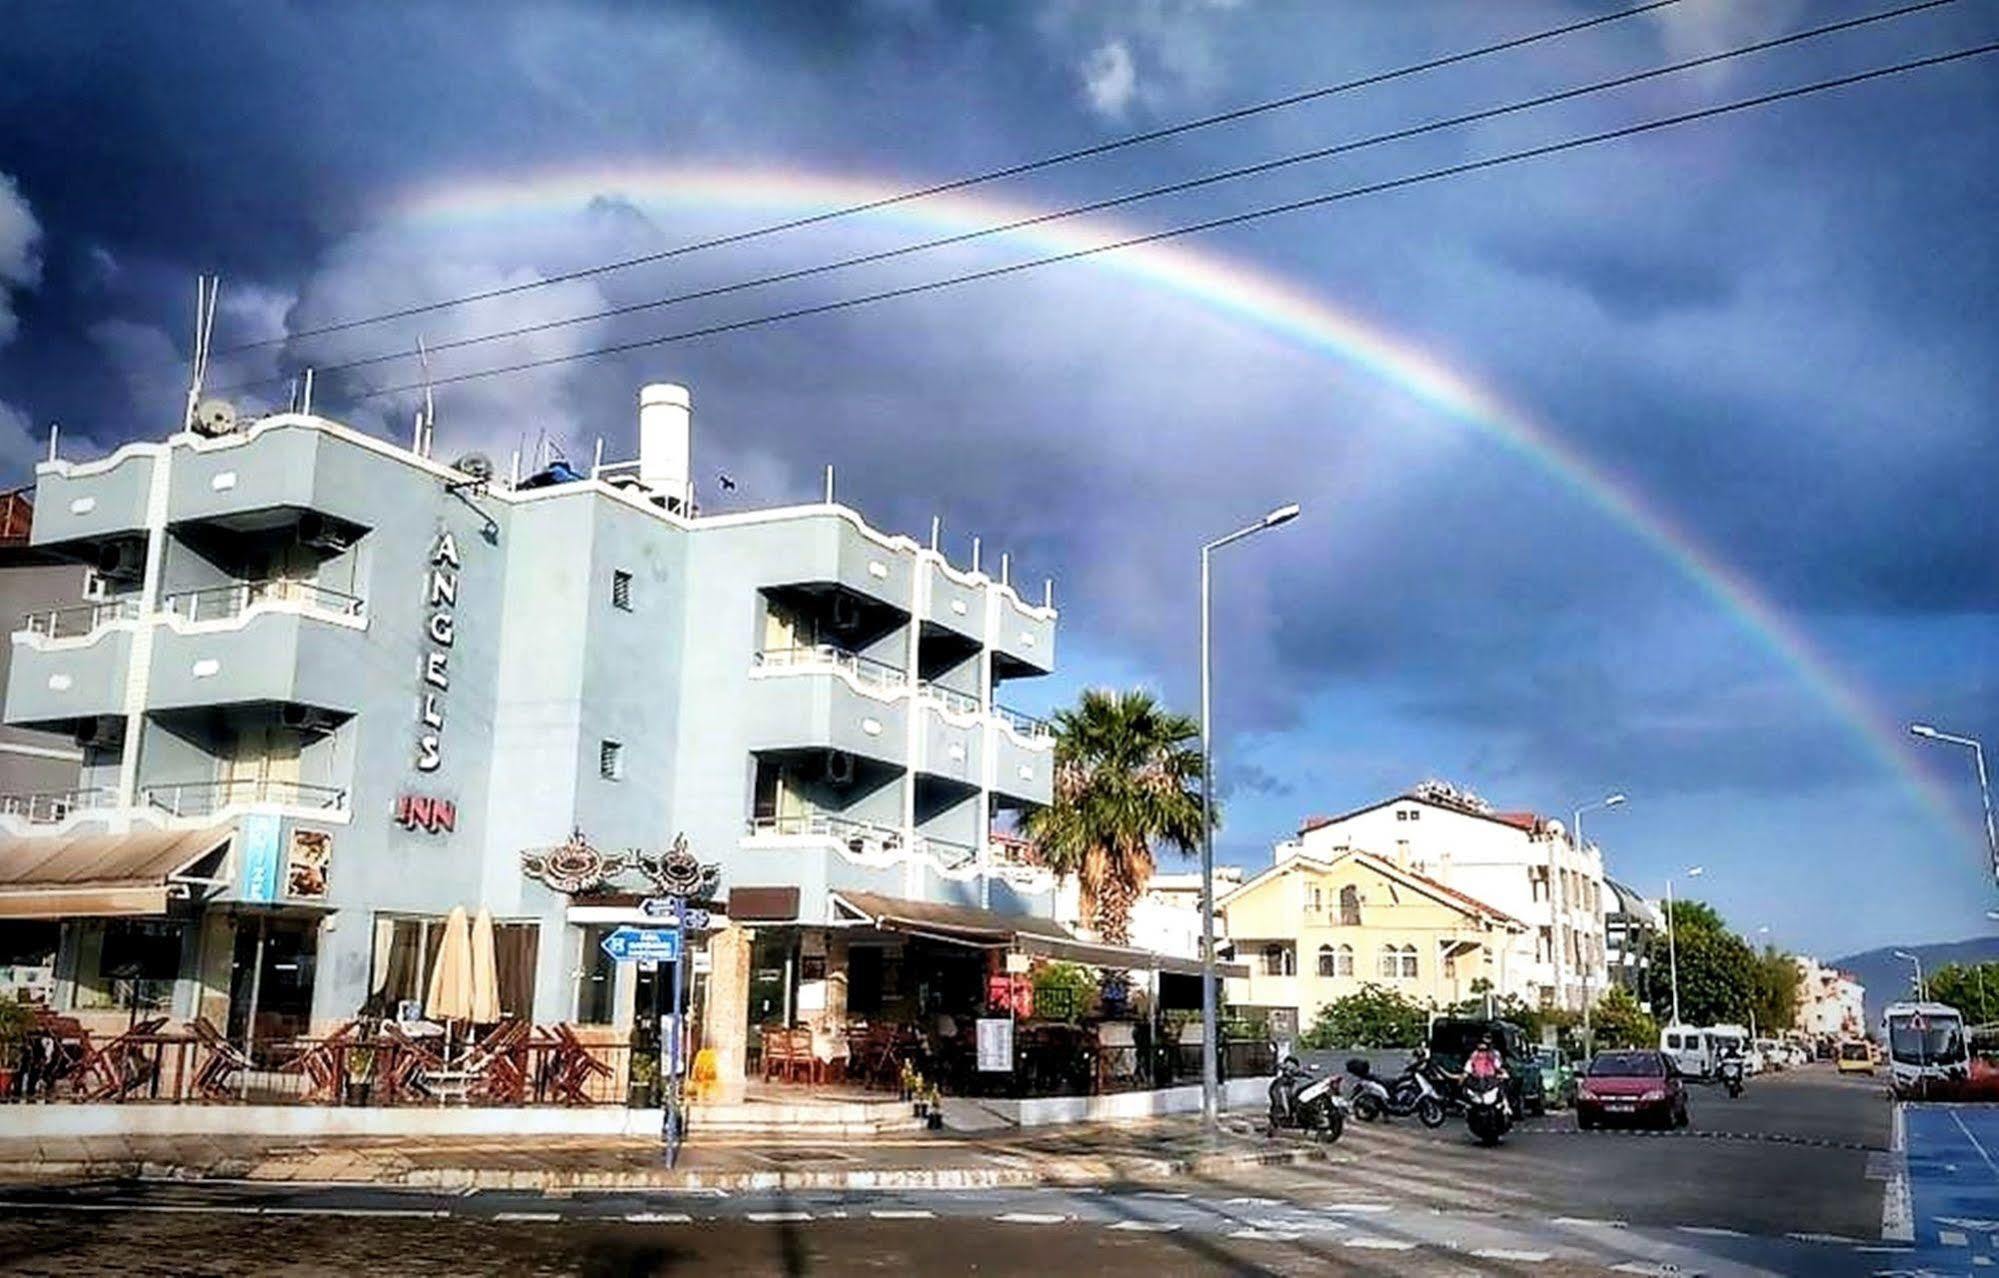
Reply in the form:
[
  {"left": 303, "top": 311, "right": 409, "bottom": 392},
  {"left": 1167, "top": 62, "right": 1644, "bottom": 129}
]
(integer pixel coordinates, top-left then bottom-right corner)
[
  {"left": 468, "top": 906, "right": 502, "bottom": 1025},
  {"left": 425, "top": 905, "right": 473, "bottom": 1024}
]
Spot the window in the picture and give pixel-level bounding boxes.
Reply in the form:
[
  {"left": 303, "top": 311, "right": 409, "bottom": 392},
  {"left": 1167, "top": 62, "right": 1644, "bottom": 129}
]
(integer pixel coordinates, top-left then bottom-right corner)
[
  {"left": 576, "top": 925, "right": 617, "bottom": 1024},
  {"left": 1398, "top": 945, "right": 1418, "bottom": 979},
  {"left": 1261, "top": 944, "right": 1295, "bottom": 976},
  {"left": 1308, "top": 885, "right": 1323, "bottom": 912},
  {"left": 370, "top": 915, "right": 541, "bottom": 1019},
  {"left": 1317, "top": 944, "right": 1339, "bottom": 977},
  {"left": 1338, "top": 885, "right": 1361, "bottom": 927},
  {"left": 1377, "top": 946, "right": 1401, "bottom": 979},
  {"left": 1335, "top": 944, "right": 1354, "bottom": 976},
  {"left": 1396, "top": 809, "right": 1407, "bottom": 821},
  {"left": 611, "top": 569, "right": 633, "bottom": 611},
  {"left": 70, "top": 918, "right": 185, "bottom": 1011},
  {"left": 1408, "top": 808, "right": 1420, "bottom": 821},
  {"left": 1530, "top": 866, "right": 1549, "bottom": 903},
  {"left": 600, "top": 739, "right": 624, "bottom": 781}
]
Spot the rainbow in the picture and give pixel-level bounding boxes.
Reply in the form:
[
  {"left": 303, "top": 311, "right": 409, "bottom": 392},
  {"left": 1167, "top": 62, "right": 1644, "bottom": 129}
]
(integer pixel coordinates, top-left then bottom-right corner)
[{"left": 389, "top": 165, "right": 1974, "bottom": 849}]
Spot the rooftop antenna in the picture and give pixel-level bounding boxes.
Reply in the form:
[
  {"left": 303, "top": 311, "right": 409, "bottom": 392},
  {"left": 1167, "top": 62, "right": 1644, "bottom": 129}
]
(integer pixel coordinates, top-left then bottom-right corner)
[
  {"left": 590, "top": 437, "right": 604, "bottom": 480},
  {"left": 300, "top": 367, "right": 315, "bottom": 416},
  {"left": 181, "top": 274, "right": 221, "bottom": 432},
  {"left": 45, "top": 423, "right": 58, "bottom": 465},
  {"left": 823, "top": 464, "right": 835, "bottom": 505},
  {"left": 930, "top": 516, "right": 941, "bottom": 552},
  {"left": 1000, "top": 552, "right": 1011, "bottom": 587},
  {"left": 1044, "top": 578, "right": 1053, "bottom": 609},
  {"left": 413, "top": 337, "right": 437, "bottom": 457},
  {"left": 971, "top": 536, "right": 982, "bottom": 574}
]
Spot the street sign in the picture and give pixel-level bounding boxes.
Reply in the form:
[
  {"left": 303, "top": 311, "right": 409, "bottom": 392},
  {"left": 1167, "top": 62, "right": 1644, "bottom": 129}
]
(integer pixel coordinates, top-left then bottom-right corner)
[
  {"left": 641, "top": 896, "right": 683, "bottom": 919},
  {"left": 601, "top": 925, "right": 682, "bottom": 963},
  {"left": 683, "top": 908, "right": 711, "bottom": 930}
]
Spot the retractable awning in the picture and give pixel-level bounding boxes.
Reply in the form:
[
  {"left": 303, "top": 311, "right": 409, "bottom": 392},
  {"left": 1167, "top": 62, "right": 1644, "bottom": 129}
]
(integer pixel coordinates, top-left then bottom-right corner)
[
  {"left": 0, "top": 825, "right": 232, "bottom": 918},
  {"left": 829, "top": 890, "right": 1247, "bottom": 979}
]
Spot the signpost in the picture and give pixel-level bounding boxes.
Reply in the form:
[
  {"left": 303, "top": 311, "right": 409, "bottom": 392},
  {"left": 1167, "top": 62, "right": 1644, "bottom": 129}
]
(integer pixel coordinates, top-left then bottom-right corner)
[
  {"left": 599, "top": 925, "right": 683, "bottom": 964},
  {"left": 606, "top": 899, "right": 711, "bottom": 1168}
]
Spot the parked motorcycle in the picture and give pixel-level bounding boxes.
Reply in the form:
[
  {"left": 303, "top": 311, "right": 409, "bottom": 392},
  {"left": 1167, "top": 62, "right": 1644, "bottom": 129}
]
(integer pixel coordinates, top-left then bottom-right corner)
[
  {"left": 1346, "top": 1057, "right": 1448, "bottom": 1128},
  {"left": 1268, "top": 1057, "right": 1348, "bottom": 1143},
  {"left": 1717, "top": 1055, "right": 1745, "bottom": 1099},
  {"left": 1464, "top": 1076, "right": 1513, "bottom": 1146}
]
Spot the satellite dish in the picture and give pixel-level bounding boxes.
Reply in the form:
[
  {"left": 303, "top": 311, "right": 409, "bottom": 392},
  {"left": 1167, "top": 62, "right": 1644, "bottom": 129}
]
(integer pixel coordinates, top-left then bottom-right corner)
[
  {"left": 191, "top": 398, "right": 239, "bottom": 437},
  {"left": 451, "top": 452, "right": 494, "bottom": 482}
]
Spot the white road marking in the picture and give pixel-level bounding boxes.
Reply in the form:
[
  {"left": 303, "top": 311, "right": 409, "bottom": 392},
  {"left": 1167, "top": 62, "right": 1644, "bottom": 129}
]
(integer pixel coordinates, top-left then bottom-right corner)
[
  {"left": 1676, "top": 1225, "right": 1747, "bottom": 1237},
  {"left": 1952, "top": 1111, "right": 1999, "bottom": 1178},
  {"left": 1789, "top": 1231, "right": 1863, "bottom": 1244},
  {"left": 1136, "top": 1191, "right": 1190, "bottom": 1200},
  {"left": 995, "top": 1212, "right": 1066, "bottom": 1224},
  {"left": 1343, "top": 1237, "right": 1417, "bottom": 1251},
  {"left": 493, "top": 1211, "right": 560, "bottom": 1222},
  {"left": 0, "top": 1202, "right": 263, "bottom": 1216},
  {"left": 1108, "top": 1221, "right": 1180, "bottom": 1232},
  {"left": 1318, "top": 1202, "right": 1392, "bottom": 1213},
  {"left": 869, "top": 1210, "right": 935, "bottom": 1220},
  {"left": 623, "top": 1212, "right": 693, "bottom": 1223},
  {"left": 261, "top": 1207, "right": 451, "bottom": 1219},
  {"left": 1942, "top": 1230, "right": 1971, "bottom": 1247},
  {"left": 1883, "top": 1102, "right": 1914, "bottom": 1243},
  {"left": 1553, "top": 1215, "right": 1628, "bottom": 1228},
  {"left": 745, "top": 1211, "right": 813, "bottom": 1223},
  {"left": 1224, "top": 1196, "right": 1281, "bottom": 1206},
  {"left": 1473, "top": 1249, "right": 1552, "bottom": 1262},
  {"left": 1610, "top": 1264, "right": 1694, "bottom": 1277},
  {"left": 1230, "top": 1228, "right": 1301, "bottom": 1241}
]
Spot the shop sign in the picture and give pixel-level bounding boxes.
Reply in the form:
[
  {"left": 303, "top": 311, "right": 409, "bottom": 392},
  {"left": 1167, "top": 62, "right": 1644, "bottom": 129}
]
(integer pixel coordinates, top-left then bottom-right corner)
[
  {"left": 239, "top": 812, "right": 283, "bottom": 904},
  {"left": 414, "top": 530, "right": 461, "bottom": 772},
  {"left": 394, "top": 792, "right": 457, "bottom": 834}
]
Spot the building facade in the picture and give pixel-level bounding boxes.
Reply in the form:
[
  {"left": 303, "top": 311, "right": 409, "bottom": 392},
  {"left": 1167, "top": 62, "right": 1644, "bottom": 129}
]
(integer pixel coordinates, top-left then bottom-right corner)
[
  {"left": 1793, "top": 956, "right": 1866, "bottom": 1042},
  {"left": 1285, "top": 782, "right": 1610, "bottom": 1009},
  {"left": 0, "top": 386, "right": 1060, "bottom": 1059},
  {"left": 1603, "top": 877, "right": 1661, "bottom": 1004},
  {"left": 1218, "top": 847, "right": 1529, "bottom": 1031}
]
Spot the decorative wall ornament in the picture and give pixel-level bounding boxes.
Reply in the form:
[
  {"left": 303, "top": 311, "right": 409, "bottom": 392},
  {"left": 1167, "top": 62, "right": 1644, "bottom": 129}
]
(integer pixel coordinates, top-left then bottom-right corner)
[
  {"left": 633, "top": 832, "right": 720, "bottom": 900},
  {"left": 520, "top": 830, "right": 633, "bottom": 895}
]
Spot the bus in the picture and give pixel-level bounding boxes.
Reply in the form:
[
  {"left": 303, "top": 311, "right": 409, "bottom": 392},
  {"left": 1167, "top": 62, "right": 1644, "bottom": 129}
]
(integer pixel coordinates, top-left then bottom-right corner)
[{"left": 1881, "top": 1000, "right": 1969, "bottom": 1099}]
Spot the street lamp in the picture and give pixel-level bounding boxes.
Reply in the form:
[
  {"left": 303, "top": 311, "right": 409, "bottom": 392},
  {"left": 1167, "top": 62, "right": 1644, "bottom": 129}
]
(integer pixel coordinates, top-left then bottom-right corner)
[
  {"left": 1198, "top": 502, "right": 1300, "bottom": 1132},
  {"left": 1666, "top": 866, "right": 1704, "bottom": 1026},
  {"left": 1558, "top": 793, "right": 1625, "bottom": 1013},
  {"left": 1910, "top": 723, "right": 1998, "bottom": 889},
  {"left": 1894, "top": 949, "right": 1927, "bottom": 1002}
]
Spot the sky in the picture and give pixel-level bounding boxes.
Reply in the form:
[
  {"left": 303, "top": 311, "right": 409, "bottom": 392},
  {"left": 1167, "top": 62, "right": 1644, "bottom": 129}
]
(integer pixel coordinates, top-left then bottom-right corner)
[{"left": 0, "top": 0, "right": 1992, "bottom": 957}]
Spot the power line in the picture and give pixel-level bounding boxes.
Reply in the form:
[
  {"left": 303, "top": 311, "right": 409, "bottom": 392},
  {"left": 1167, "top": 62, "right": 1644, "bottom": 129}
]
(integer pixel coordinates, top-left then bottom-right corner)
[
  {"left": 350, "top": 41, "right": 1995, "bottom": 403},
  {"left": 212, "top": 0, "right": 1693, "bottom": 357},
  {"left": 241, "top": 0, "right": 1959, "bottom": 392}
]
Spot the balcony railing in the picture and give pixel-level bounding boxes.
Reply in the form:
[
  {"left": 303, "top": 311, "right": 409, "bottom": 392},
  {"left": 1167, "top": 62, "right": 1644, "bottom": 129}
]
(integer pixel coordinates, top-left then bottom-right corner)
[
  {"left": 753, "top": 645, "right": 906, "bottom": 693},
  {"left": 161, "top": 579, "right": 365, "bottom": 625},
  {"left": 995, "top": 704, "right": 1054, "bottom": 740},
  {"left": 0, "top": 786, "right": 118, "bottom": 824},
  {"left": 918, "top": 682, "right": 981, "bottom": 716},
  {"left": 142, "top": 778, "right": 348, "bottom": 818},
  {"left": 17, "top": 598, "right": 142, "bottom": 640},
  {"left": 916, "top": 832, "right": 980, "bottom": 869},
  {"left": 745, "top": 812, "right": 905, "bottom": 856}
]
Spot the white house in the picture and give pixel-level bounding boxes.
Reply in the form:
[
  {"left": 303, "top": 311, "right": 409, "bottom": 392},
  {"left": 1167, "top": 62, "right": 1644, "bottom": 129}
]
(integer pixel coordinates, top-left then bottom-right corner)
[
  {"left": 1793, "top": 956, "right": 1867, "bottom": 1041},
  {"left": 1047, "top": 864, "right": 1242, "bottom": 959},
  {"left": 1284, "top": 780, "right": 1610, "bottom": 1010}
]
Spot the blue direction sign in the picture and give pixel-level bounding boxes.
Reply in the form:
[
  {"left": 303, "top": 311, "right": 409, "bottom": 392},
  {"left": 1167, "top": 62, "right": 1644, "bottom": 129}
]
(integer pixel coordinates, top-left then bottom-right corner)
[{"left": 600, "top": 925, "right": 682, "bottom": 963}]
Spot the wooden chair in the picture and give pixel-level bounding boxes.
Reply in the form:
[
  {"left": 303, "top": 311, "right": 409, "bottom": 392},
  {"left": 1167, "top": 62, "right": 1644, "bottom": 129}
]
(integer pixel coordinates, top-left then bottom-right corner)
[
  {"left": 537, "top": 1023, "right": 613, "bottom": 1106},
  {"left": 279, "top": 1021, "right": 359, "bottom": 1103},
  {"left": 186, "top": 1017, "right": 255, "bottom": 1101},
  {"left": 378, "top": 1022, "right": 446, "bottom": 1105},
  {"left": 77, "top": 1017, "right": 169, "bottom": 1101},
  {"left": 462, "top": 1020, "right": 531, "bottom": 1106}
]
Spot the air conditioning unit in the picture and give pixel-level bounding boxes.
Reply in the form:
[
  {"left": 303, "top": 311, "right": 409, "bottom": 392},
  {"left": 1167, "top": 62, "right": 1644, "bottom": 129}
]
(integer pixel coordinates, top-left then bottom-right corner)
[
  {"left": 279, "top": 704, "right": 337, "bottom": 735},
  {"left": 829, "top": 593, "right": 861, "bottom": 632},
  {"left": 94, "top": 539, "right": 145, "bottom": 584},
  {"left": 295, "top": 511, "right": 353, "bottom": 553},
  {"left": 73, "top": 717, "right": 123, "bottom": 751},
  {"left": 823, "top": 749, "right": 855, "bottom": 786}
]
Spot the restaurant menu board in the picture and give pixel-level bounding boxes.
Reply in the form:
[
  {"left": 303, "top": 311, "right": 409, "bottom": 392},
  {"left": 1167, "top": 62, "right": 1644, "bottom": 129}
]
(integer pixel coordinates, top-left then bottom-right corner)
[
  {"left": 976, "top": 1017, "right": 1014, "bottom": 1072},
  {"left": 287, "top": 829, "right": 331, "bottom": 900}
]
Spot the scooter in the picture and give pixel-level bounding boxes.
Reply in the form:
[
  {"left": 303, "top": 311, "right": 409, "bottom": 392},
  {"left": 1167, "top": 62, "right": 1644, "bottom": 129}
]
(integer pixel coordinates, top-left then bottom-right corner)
[
  {"left": 1717, "top": 1055, "right": 1745, "bottom": 1099},
  {"left": 1346, "top": 1057, "right": 1448, "bottom": 1128},
  {"left": 1464, "top": 1075, "right": 1513, "bottom": 1146},
  {"left": 1268, "top": 1057, "right": 1348, "bottom": 1143}
]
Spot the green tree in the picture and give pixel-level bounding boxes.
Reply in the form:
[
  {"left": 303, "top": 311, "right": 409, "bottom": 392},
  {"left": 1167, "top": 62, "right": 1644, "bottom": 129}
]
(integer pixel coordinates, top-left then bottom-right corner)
[
  {"left": 1588, "top": 987, "right": 1659, "bottom": 1050},
  {"left": 1020, "top": 688, "right": 1206, "bottom": 944},
  {"left": 1299, "top": 984, "right": 1429, "bottom": 1049},
  {"left": 1929, "top": 962, "right": 1999, "bottom": 1025},
  {"left": 1642, "top": 900, "right": 1759, "bottom": 1026},
  {"left": 1750, "top": 947, "right": 1802, "bottom": 1035}
]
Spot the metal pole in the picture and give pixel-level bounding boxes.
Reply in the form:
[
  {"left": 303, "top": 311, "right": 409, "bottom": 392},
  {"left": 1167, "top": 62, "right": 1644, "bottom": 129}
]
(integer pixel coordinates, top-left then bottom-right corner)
[
  {"left": 665, "top": 902, "right": 687, "bottom": 1168},
  {"left": 240, "top": 915, "right": 267, "bottom": 1099},
  {"left": 1553, "top": 815, "right": 1572, "bottom": 1011},
  {"left": 1199, "top": 541, "right": 1219, "bottom": 1133},
  {"left": 1667, "top": 878, "right": 1681, "bottom": 1026},
  {"left": 1976, "top": 741, "right": 1997, "bottom": 890}
]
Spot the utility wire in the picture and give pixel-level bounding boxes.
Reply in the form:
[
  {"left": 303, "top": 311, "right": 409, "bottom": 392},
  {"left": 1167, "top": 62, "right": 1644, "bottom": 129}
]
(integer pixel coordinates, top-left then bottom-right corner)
[
  {"left": 235, "top": 0, "right": 1959, "bottom": 391},
  {"left": 350, "top": 41, "right": 1996, "bottom": 402},
  {"left": 212, "top": 0, "right": 1692, "bottom": 356}
]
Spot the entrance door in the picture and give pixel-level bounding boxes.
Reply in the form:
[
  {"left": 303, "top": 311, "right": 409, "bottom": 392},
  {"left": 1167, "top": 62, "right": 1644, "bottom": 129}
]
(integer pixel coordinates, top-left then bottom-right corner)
[{"left": 225, "top": 915, "right": 319, "bottom": 1063}]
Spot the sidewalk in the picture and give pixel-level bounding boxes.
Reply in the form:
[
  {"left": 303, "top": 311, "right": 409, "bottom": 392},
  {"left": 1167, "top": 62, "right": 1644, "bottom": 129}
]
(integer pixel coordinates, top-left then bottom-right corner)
[{"left": 0, "top": 1115, "right": 1329, "bottom": 1192}]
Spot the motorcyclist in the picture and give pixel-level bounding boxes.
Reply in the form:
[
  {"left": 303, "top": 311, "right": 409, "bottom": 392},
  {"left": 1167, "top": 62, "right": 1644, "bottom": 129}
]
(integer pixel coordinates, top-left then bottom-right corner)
[{"left": 1459, "top": 1033, "right": 1510, "bottom": 1115}]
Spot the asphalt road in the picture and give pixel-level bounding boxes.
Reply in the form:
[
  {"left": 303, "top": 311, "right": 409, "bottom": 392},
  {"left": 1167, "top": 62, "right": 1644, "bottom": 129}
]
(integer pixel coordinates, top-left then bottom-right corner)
[{"left": 0, "top": 1064, "right": 1908, "bottom": 1276}]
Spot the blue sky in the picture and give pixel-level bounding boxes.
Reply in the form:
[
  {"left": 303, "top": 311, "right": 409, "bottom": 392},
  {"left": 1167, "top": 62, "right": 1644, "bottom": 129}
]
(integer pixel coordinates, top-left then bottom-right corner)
[{"left": 0, "top": 0, "right": 1992, "bottom": 956}]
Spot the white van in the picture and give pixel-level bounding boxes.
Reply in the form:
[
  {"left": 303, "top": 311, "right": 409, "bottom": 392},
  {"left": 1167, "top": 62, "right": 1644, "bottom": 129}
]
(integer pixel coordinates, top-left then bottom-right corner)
[{"left": 1660, "top": 1024, "right": 1749, "bottom": 1079}]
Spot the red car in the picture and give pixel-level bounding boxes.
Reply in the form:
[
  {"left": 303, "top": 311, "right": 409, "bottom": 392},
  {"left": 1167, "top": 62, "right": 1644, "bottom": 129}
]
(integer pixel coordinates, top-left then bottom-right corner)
[{"left": 1575, "top": 1050, "right": 1689, "bottom": 1130}]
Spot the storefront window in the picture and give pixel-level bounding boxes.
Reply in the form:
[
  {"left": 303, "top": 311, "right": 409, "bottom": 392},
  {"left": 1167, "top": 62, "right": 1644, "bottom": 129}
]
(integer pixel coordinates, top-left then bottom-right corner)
[
  {"left": 72, "top": 918, "right": 185, "bottom": 1012},
  {"left": 0, "top": 921, "right": 60, "bottom": 1004},
  {"left": 369, "top": 914, "right": 540, "bottom": 1020},
  {"left": 576, "top": 925, "right": 617, "bottom": 1024}
]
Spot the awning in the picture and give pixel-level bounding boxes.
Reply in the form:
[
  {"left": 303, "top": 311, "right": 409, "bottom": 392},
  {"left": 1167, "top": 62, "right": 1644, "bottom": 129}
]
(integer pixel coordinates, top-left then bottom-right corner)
[
  {"left": 0, "top": 825, "right": 232, "bottom": 918},
  {"left": 829, "top": 890, "right": 1246, "bottom": 979}
]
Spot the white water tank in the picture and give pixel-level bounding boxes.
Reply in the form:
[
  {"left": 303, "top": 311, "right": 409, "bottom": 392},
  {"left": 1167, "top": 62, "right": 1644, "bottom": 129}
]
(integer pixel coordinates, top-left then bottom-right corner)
[{"left": 638, "top": 383, "right": 692, "bottom": 511}]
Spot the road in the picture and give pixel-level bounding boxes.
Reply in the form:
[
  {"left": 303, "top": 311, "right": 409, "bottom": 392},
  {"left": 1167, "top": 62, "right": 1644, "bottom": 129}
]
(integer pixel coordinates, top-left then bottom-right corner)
[{"left": 0, "top": 1065, "right": 1913, "bottom": 1276}]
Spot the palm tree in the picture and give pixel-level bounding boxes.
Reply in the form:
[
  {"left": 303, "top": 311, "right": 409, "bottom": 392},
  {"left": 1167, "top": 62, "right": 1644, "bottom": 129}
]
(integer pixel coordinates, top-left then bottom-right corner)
[{"left": 1020, "top": 688, "right": 1208, "bottom": 945}]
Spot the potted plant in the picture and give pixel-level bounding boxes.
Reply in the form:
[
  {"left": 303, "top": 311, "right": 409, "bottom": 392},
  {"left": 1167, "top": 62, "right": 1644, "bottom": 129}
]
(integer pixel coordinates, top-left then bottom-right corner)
[
  {"left": 343, "top": 1045, "right": 377, "bottom": 1107},
  {"left": 924, "top": 1083, "right": 944, "bottom": 1131},
  {"left": 910, "top": 1070, "right": 927, "bottom": 1117},
  {"left": 0, "top": 997, "right": 35, "bottom": 1101},
  {"left": 628, "top": 1050, "right": 659, "bottom": 1109}
]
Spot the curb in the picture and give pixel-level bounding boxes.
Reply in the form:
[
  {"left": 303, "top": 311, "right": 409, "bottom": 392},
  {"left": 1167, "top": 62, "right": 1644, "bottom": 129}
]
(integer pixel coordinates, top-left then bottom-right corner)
[{"left": 0, "top": 1142, "right": 1333, "bottom": 1194}]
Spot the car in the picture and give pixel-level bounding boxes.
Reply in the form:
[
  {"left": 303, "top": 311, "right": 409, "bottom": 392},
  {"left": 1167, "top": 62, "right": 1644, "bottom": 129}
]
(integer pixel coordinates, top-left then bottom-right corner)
[
  {"left": 1533, "top": 1046, "right": 1577, "bottom": 1109},
  {"left": 1575, "top": 1049, "right": 1689, "bottom": 1131},
  {"left": 1428, "top": 1017, "right": 1547, "bottom": 1116},
  {"left": 1836, "top": 1040, "right": 1875, "bottom": 1075}
]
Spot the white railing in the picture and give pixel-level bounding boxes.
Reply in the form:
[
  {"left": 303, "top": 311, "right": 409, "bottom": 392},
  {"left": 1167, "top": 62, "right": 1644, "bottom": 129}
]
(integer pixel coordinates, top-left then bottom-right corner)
[
  {"left": 745, "top": 812, "right": 905, "bottom": 856},
  {"left": 916, "top": 833, "right": 980, "bottom": 869},
  {"left": 0, "top": 787, "right": 118, "bottom": 824},
  {"left": 994, "top": 704, "right": 1054, "bottom": 740},
  {"left": 753, "top": 644, "right": 906, "bottom": 692},
  {"left": 141, "top": 778, "right": 348, "bottom": 818},
  {"left": 160, "top": 579, "right": 364, "bottom": 625},
  {"left": 17, "top": 598, "right": 141, "bottom": 640},
  {"left": 918, "top": 682, "right": 981, "bottom": 716}
]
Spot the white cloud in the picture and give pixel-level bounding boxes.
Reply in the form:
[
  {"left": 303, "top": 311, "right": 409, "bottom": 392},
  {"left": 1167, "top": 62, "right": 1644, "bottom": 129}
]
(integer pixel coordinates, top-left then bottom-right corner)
[
  {"left": 1081, "top": 41, "right": 1137, "bottom": 118},
  {"left": 0, "top": 170, "right": 42, "bottom": 345}
]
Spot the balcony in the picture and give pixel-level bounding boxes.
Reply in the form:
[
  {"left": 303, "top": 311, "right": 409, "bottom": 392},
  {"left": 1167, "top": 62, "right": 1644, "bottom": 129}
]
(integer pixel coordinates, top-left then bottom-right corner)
[
  {"left": 744, "top": 812, "right": 906, "bottom": 859},
  {"left": 752, "top": 644, "right": 906, "bottom": 695},
  {"left": 0, "top": 786, "right": 118, "bottom": 827},
  {"left": 994, "top": 703, "right": 1054, "bottom": 743},
  {"left": 6, "top": 626, "right": 134, "bottom": 727},
  {"left": 17, "top": 598, "right": 143, "bottom": 642},
  {"left": 160, "top": 579, "right": 365, "bottom": 627},
  {"left": 147, "top": 583, "right": 368, "bottom": 714},
  {"left": 140, "top": 777, "right": 348, "bottom": 820},
  {"left": 917, "top": 681, "right": 980, "bottom": 717}
]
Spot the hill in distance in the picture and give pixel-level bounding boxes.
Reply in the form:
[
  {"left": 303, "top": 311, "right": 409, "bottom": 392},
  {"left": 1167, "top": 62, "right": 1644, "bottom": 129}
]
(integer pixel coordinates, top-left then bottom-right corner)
[{"left": 1831, "top": 936, "right": 1999, "bottom": 1028}]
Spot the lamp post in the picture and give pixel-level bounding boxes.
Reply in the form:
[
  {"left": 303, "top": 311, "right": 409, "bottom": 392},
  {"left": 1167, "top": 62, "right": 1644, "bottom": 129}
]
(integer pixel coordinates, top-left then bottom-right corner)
[
  {"left": 1894, "top": 949, "right": 1926, "bottom": 1002},
  {"left": 1666, "top": 866, "right": 1704, "bottom": 1026},
  {"left": 1559, "top": 794, "right": 1624, "bottom": 1014},
  {"left": 1910, "top": 724, "right": 1998, "bottom": 890},
  {"left": 1199, "top": 502, "right": 1300, "bottom": 1132}
]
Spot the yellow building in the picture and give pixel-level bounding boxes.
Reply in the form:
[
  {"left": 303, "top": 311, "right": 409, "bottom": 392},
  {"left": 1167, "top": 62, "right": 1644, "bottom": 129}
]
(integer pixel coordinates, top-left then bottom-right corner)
[{"left": 1219, "top": 847, "right": 1529, "bottom": 1029}]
